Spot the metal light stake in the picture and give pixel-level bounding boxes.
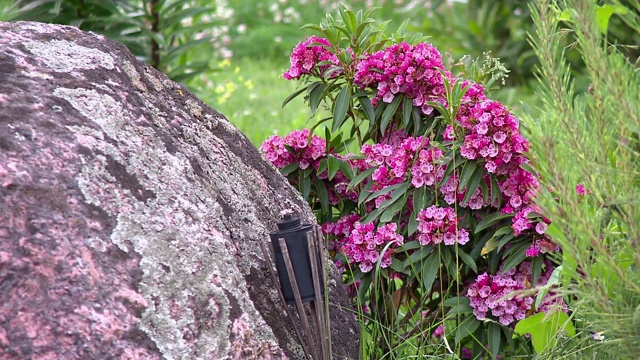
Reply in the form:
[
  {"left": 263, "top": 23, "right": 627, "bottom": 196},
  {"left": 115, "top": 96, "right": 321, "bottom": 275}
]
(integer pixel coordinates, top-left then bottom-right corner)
[{"left": 260, "top": 214, "right": 332, "bottom": 360}]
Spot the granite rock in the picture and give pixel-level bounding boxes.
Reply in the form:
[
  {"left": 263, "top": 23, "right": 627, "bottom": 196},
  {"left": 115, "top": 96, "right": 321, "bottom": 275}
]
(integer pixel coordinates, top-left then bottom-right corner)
[{"left": 0, "top": 21, "right": 359, "bottom": 360}]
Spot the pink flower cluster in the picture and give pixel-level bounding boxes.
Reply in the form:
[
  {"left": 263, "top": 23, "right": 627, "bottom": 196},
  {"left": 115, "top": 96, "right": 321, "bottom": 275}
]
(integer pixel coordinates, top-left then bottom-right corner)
[
  {"left": 468, "top": 262, "right": 565, "bottom": 326},
  {"left": 283, "top": 36, "right": 339, "bottom": 80},
  {"left": 260, "top": 129, "right": 326, "bottom": 169},
  {"left": 341, "top": 222, "right": 404, "bottom": 273},
  {"left": 467, "top": 270, "right": 530, "bottom": 326},
  {"left": 456, "top": 100, "right": 529, "bottom": 175},
  {"left": 362, "top": 135, "right": 428, "bottom": 207},
  {"left": 440, "top": 175, "right": 492, "bottom": 210},
  {"left": 525, "top": 234, "right": 560, "bottom": 258},
  {"left": 321, "top": 213, "right": 361, "bottom": 253},
  {"left": 411, "top": 147, "right": 445, "bottom": 188},
  {"left": 416, "top": 206, "right": 470, "bottom": 246},
  {"left": 354, "top": 42, "right": 449, "bottom": 113}
]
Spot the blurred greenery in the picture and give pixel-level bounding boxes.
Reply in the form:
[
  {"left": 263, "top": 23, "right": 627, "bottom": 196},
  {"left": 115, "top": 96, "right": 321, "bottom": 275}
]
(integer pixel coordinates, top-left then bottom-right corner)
[
  {"left": 1, "top": 0, "right": 223, "bottom": 83},
  {"left": 525, "top": 0, "right": 640, "bottom": 358}
]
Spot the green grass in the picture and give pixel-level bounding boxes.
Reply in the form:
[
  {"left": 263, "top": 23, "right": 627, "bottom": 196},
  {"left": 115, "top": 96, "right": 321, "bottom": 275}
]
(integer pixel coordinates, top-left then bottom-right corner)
[{"left": 191, "top": 57, "right": 319, "bottom": 147}]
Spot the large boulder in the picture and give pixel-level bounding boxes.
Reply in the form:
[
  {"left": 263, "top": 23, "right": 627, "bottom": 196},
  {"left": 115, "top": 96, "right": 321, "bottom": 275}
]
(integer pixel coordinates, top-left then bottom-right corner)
[{"left": 0, "top": 21, "right": 359, "bottom": 359}]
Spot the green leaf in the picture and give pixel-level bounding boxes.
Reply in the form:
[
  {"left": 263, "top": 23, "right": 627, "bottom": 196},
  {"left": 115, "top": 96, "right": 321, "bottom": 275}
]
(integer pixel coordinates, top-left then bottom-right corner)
[
  {"left": 420, "top": 252, "right": 440, "bottom": 293},
  {"left": 379, "top": 195, "right": 406, "bottom": 222},
  {"left": 280, "top": 162, "right": 299, "bottom": 176},
  {"left": 358, "top": 96, "right": 376, "bottom": 123},
  {"left": 317, "top": 158, "right": 328, "bottom": 175},
  {"left": 461, "top": 166, "right": 484, "bottom": 205},
  {"left": 361, "top": 182, "right": 406, "bottom": 205},
  {"left": 300, "top": 173, "right": 311, "bottom": 200},
  {"left": 458, "top": 160, "right": 475, "bottom": 190},
  {"left": 443, "top": 296, "right": 470, "bottom": 307},
  {"left": 403, "top": 245, "right": 432, "bottom": 270},
  {"left": 535, "top": 266, "right": 562, "bottom": 311},
  {"left": 402, "top": 97, "right": 413, "bottom": 129},
  {"left": 455, "top": 316, "right": 481, "bottom": 344},
  {"left": 380, "top": 95, "right": 402, "bottom": 136},
  {"left": 595, "top": 4, "right": 629, "bottom": 34},
  {"left": 309, "top": 82, "right": 325, "bottom": 115},
  {"left": 348, "top": 167, "right": 375, "bottom": 189},
  {"left": 327, "top": 155, "right": 340, "bottom": 181},
  {"left": 488, "top": 322, "right": 501, "bottom": 358},
  {"left": 315, "top": 176, "right": 329, "bottom": 212},
  {"left": 475, "top": 212, "right": 514, "bottom": 233},
  {"left": 395, "top": 241, "right": 423, "bottom": 253},
  {"left": 358, "top": 181, "right": 373, "bottom": 206},
  {"left": 447, "top": 302, "right": 473, "bottom": 316},
  {"left": 480, "top": 179, "right": 489, "bottom": 204},
  {"left": 500, "top": 241, "right": 529, "bottom": 273},
  {"left": 408, "top": 210, "right": 419, "bottom": 236},
  {"left": 332, "top": 85, "right": 351, "bottom": 132},
  {"left": 458, "top": 248, "right": 478, "bottom": 273},
  {"left": 337, "top": 158, "right": 355, "bottom": 179},
  {"left": 514, "top": 311, "right": 575, "bottom": 354},
  {"left": 490, "top": 176, "right": 502, "bottom": 207}
]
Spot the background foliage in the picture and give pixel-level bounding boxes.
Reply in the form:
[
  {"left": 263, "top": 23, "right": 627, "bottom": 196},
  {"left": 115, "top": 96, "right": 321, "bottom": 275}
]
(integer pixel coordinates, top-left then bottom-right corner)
[{"left": 525, "top": 0, "right": 640, "bottom": 358}]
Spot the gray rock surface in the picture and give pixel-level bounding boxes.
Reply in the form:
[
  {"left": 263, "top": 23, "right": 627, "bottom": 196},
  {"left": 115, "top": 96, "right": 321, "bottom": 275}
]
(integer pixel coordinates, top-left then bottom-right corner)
[{"left": 0, "top": 21, "right": 359, "bottom": 359}]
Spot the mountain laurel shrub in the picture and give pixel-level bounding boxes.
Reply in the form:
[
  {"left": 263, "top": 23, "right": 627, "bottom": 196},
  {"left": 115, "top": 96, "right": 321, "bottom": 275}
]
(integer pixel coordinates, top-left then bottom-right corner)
[{"left": 261, "top": 6, "right": 571, "bottom": 358}]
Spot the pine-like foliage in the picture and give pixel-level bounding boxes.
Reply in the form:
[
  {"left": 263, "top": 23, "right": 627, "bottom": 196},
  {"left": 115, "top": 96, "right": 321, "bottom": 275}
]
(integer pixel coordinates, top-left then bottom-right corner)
[{"left": 526, "top": 0, "right": 640, "bottom": 358}]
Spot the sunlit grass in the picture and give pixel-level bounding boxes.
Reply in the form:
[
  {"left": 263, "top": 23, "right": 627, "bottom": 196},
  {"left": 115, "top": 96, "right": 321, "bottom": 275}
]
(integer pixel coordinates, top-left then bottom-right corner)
[{"left": 191, "top": 57, "right": 324, "bottom": 147}]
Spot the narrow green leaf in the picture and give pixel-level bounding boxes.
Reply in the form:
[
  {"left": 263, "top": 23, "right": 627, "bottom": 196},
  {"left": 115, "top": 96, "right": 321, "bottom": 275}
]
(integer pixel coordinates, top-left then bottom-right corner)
[
  {"left": 358, "top": 181, "right": 373, "bottom": 205},
  {"left": 358, "top": 96, "right": 376, "bottom": 123},
  {"left": 309, "top": 82, "right": 325, "bottom": 115},
  {"left": 420, "top": 252, "right": 440, "bottom": 293},
  {"left": 380, "top": 195, "right": 406, "bottom": 222},
  {"left": 458, "top": 160, "right": 475, "bottom": 190},
  {"left": 488, "top": 322, "right": 502, "bottom": 358},
  {"left": 443, "top": 296, "right": 470, "bottom": 307},
  {"left": 337, "top": 158, "right": 354, "bottom": 180},
  {"left": 403, "top": 245, "right": 432, "bottom": 269},
  {"left": 500, "top": 241, "right": 529, "bottom": 273},
  {"left": 315, "top": 176, "right": 329, "bottom": 212},
  {"left": 402, "top": 97, "right": 413, "bottom": 129},
  {"left": 300, "top": 174, "right": 311, "bottom": 200},
  {"left": 475, "top": 212, "right": 514, "bottom": 234},
  {"left": 458, "top": 248, "right": 478, "bottom": 273},
  {"left": 480, "top": 179, "right": 489, "bottom": 204},
  {"left": 455, "top": 317, "right": 481, "bottom": 344},
  {"left": 461, "top": 165, "right": 485, "bottom": 205},
  {"left": 361, "top": 182, "right": 406, "bottom": 205},
  {"left": 316, "top": 158, "right": 328, "bottom": 175},
  {"left": 327, "top": 155, "right": 340, "bottom": 181},
  {"left": 332, "top": 85, "right": 351, "bottom": 131},
  {"left": 380, "top": 95, "right": 402, "bottom": 136},
  {"left": 280, "top": 162, "right": 299, "bottom": 176},
  {"left": 408, "top": 210, "right": 419, "bottom": 236},
  {"left": 348, "top": 167, "right": 375, "bottom": 189},
  {"left": 490, "top": 176, "right": 502, "bottom": 207},
  {"left": 447, "top": 303, "right": 474, "bottom": 316}
]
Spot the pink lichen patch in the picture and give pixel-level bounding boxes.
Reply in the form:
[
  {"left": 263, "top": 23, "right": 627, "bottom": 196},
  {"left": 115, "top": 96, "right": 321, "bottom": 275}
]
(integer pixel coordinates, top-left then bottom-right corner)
[{"left": 230, "top": 314, "right": 289, "bottom": 360}]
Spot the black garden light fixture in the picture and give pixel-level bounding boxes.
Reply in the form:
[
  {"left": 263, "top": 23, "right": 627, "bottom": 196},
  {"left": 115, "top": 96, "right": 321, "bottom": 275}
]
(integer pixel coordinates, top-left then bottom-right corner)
[{"left": 260, "top": 212, "right": 332, "bottom": 360}]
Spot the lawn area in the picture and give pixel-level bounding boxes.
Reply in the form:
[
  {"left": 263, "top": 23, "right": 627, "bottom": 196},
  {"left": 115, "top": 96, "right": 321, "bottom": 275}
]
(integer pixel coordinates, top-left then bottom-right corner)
[{"left": 191, "top": 57, "right": 322, "bottom": 147}]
